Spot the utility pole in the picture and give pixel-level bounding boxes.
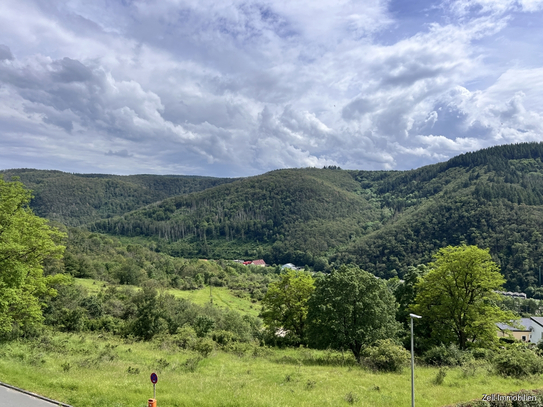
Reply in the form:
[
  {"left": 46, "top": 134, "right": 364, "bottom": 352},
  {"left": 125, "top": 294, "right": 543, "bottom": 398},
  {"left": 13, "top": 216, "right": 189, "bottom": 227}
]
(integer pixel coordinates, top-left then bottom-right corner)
[{"left": 410, "top": 313, "right": 422, "bottom": 407}]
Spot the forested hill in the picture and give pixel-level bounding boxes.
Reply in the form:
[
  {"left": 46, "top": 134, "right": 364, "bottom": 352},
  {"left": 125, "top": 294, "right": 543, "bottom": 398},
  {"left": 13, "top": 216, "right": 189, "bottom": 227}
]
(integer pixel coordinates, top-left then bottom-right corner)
[
  {"left": 338, "top": 142, "right": 543, "bottom": 291},
  {"left": 89, "top": 168, "right": 384, "bottom": 264},
  {"left": 0, "top": 169, "right": 236, "bottom": 226},
  {"left": 5, "top": 142, "right": 543, "bottom": 292}
]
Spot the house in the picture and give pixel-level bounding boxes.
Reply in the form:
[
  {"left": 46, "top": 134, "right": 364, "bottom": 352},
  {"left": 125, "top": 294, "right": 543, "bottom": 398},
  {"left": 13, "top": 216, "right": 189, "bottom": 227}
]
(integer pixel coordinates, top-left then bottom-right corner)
[
  {"left": 497, "top": 317, "right": 543, "bottom": 343},
  {"left": 529, "top": 317, "right": 543, "bottom": 343},
  {"left": 251, "top": 259, "right": 266, "bottom": 267},
  {"left": 281, "top": 263, "right": 303, "bottom": 270}
]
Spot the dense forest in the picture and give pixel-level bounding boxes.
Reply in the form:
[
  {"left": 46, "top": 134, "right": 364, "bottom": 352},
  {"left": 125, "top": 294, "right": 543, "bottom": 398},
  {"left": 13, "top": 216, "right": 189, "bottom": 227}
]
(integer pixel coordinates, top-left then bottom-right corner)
[
  {"left": 0, "top": 169, "right": 236, "bottom": 226},
  {"left": 5, "top": 142, "right": 543, "bottom": 292}
]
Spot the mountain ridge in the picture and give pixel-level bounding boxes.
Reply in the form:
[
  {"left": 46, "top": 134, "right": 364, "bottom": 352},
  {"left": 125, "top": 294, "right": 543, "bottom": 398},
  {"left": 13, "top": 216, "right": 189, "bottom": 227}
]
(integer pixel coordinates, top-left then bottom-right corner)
[{"left": 4, "top": 142, "right": 543, "bottom": 291}]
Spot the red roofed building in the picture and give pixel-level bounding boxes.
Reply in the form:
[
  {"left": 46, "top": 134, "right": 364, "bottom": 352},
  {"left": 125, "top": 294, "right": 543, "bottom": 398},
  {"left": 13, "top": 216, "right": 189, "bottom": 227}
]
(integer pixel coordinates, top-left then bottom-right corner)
[{"left": 251, "top": 259, "right": 266, "bottom": 267}]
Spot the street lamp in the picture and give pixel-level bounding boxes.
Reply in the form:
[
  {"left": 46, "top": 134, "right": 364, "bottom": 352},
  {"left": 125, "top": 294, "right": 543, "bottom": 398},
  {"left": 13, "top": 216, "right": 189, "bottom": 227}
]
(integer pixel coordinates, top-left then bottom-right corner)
[{"left": 409, "top": 313, "right": 422, "bottom": 407}]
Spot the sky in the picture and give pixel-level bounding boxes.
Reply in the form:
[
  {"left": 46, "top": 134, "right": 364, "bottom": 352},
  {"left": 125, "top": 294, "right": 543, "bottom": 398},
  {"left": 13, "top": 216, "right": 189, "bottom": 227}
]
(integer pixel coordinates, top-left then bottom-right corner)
[{"left": 1, "top": 0, "right": 543, "bottom": 177}]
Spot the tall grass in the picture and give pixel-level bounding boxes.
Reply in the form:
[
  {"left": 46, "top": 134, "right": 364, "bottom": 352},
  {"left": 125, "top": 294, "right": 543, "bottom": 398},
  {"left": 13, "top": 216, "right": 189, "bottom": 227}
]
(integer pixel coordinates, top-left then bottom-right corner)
[
  {"left": 1, "top": 332, "right": 542, "bottom": 407},
  {"left": 74, "top": 278, "right": 260, "bottom": 317}
]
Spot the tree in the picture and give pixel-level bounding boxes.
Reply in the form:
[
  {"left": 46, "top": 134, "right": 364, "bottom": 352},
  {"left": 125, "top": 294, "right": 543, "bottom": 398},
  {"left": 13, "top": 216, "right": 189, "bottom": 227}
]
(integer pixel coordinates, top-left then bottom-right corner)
[
  {"left": 130, "top": 285, "right": 164, "bottom": 340},
  {"left": 0, "top": 177, "right": 67, "bottom": 336},
  {"left": 306, "top": 265, "right": 400, "bottom": 362},
  {"left": 411, "top": 245, "right": 515, "bottom": 349},
  {"left": 261, "top": 269, "right": 315, "bottom": 343}
]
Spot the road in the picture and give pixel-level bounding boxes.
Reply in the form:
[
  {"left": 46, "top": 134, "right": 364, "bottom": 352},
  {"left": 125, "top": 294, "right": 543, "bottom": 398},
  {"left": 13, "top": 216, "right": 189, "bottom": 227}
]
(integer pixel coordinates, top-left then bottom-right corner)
[{"left": 0, "top": 385, "right": 66, "bottom": 406}]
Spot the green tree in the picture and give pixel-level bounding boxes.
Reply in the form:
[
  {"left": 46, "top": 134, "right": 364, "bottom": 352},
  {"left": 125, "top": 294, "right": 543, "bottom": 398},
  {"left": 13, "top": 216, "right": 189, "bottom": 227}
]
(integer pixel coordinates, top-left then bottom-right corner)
[
  {"left": 0, "top": 177, "right": 67, "bottom": 336},
  {"left": 306, "top": 265, "right": 400, "bottom": 362},
  {"left": 130, "top": 285, "right": 164, "bottom": 340},
  {"left": 412, "top": 245, "right": 515, "bottom": 349},
  {"left": 261, "top": 269, "right": 315, "bottom": 343}
]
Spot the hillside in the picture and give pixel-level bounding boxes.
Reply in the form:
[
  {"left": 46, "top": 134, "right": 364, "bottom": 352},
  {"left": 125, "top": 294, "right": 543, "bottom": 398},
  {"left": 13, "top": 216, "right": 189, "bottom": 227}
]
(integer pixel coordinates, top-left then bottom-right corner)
[
  {"left": 89, "top": 168, "right": 385, "bottom": 264},
  {"left": 339, "top": 143, "right": 543, "bottom": 290},
  {"left": 0, "top": 169, "right": 236, "bottom": 226},
  {"left": 6, "top": 142, "right": 543, "bottom": 292}
]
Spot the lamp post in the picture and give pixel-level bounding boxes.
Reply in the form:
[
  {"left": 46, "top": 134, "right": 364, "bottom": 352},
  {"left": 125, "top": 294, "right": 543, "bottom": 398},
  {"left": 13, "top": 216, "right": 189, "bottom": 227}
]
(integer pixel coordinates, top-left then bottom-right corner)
[{"left": 409, "top": 313, "right": 422, "bottom": 407}]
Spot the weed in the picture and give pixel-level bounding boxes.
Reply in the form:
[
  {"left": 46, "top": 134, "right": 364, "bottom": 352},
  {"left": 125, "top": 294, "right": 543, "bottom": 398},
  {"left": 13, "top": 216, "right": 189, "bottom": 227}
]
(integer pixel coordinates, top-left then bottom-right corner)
[
  {"left": 306, "top": 380, "right": 316, "bottom": 390},
  {"left": 183, "top": 356, "right": 203, "bottom": 373},
  {"left": 156, "top": 358, "right": 170, "bottom": 371},
  {"left": 434, "top": 367, "right": 447, "bottom": 385},
  {"left": 127, "top": 366, "right": 140, "bottom": 375},
  {"left": 61, "top": 362, "right": 72, "bottom": 372},
  {"left": 344, "top": 392, "right": 359, "bottom": 404},
  {"left": 29, "top": 353, "right": 46, "bottom": 366}
]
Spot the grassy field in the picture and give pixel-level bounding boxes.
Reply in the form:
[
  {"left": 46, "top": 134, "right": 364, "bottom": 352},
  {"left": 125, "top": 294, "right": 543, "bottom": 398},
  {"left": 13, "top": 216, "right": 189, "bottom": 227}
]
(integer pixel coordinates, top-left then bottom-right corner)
[
  {"left": 1, "top": 332, "right": 543, "bottom": 407},
  {"left": 74, "top": 278, "right": 260, "bottom": 317}
]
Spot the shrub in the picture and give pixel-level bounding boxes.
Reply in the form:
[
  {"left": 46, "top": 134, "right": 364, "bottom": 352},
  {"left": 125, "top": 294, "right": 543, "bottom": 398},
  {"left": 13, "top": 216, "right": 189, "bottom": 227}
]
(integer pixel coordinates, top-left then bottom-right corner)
[
  {"left": 194, "top": 315, "right": 215, "bottom": 338},
  {"left": 211, "top": 330, "right": 237, "bottom": 346},
  {"left": 422, "top": 344, "right": 472, "bottom": 367},
  {"left": 172, "top": 326, "right": 197, "bottom": 349},
  {"left": 471, "top": 348, "right": 494, "bottom": 361},
  {"left": 361, "top": 339, "right": 410, "bottom": 372},
  {"left": 191, "top": 337, "right": 214, "bottom": 357},
  {"left": 493, "top": 347, "right": 543, "bottom": 378}
]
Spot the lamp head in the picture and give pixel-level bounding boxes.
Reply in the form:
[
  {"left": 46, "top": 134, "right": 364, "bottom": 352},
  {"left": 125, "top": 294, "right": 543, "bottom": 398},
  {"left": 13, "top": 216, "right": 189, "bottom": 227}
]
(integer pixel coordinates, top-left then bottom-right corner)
[{"left": 409, "top": 313, "right": 422, "bottom": 319}]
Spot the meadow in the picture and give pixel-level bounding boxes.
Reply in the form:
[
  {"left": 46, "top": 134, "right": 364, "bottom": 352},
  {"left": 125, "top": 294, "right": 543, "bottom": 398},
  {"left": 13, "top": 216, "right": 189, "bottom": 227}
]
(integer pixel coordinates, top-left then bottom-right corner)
[
  {"left": 1, "top": 332, "right": 542, "bottom": 407},
  {"left": 74, "top": 278, "right": 261, "bottom": 317}
]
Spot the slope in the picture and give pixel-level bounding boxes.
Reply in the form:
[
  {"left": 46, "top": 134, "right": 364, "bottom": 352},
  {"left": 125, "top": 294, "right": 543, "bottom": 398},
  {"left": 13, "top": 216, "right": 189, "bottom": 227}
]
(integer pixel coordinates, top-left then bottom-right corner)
[
  {"left": 337, "top": 142, "right": 543, "bottom": 291},
  {"left": 0, "top": 169, "right": 236, "bottom": 226},
  {"left": 89, "top": 168, "right": 385, "bottom": 264}
]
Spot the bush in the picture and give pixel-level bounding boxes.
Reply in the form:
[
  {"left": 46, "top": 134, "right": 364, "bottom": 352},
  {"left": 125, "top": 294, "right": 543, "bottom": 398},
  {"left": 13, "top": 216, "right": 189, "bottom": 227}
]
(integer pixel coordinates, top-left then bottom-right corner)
[
  {"left": 493, "top": 347, "right": 543, "bottom": 378},
  {"left": 360, "top": 339, "right": 410, "bottom": 372},
  {"left": 194, "top": 315, "right": 215, "bottom": 338},
  {"left": 172, "top": 326, "right": 197, "bottom": 349},
  {"left": 191, "top": 337, "right": 214, "bottom": 357},
  {"left": 422, "top": 344, "right": 472, "bottom": 367},
  {"left": 211, "top": 330, "right": 237, "bottom": 346},
  {"left": 471, "top": 348, "right": 494, "bottom": 361}
]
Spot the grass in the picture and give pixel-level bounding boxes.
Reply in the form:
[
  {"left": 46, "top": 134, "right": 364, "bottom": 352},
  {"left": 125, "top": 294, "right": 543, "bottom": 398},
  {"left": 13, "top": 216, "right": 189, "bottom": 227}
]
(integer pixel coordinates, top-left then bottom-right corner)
[
  {"left": 74, "top": 278, "right": 260, "bottom": 317},
  {"left": 1, "top": 332, "right": 543, "bottom": 407}
]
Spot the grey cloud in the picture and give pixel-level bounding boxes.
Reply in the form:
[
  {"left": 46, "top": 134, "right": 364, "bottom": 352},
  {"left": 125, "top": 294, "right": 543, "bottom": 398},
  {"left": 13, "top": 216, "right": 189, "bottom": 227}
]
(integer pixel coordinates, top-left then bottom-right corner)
[
  {"left": 105, "top": 149, "right": 133, "bottom": 158},
  {"left": 0, "top": 45, "right": 14, "bottom": 61},
  {"left": 342, "top": 98, "right": 375, "bottom": 121},
  {"left": 1, "top": 0, "right": 543, "bottom": 177},
  {"left": 43, "top": 116, "right": 74, "bottom": 132},
  {"left": 52, "top": 58, "right": 93, "bottom": 83},
  {"left": 381, "top": 63, "right": 444, "bottom": 88}
]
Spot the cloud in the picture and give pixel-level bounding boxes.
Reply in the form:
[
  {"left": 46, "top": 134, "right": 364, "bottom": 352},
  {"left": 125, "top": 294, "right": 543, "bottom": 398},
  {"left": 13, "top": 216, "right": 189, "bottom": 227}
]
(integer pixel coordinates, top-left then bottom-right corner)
[
  {"left": 0, "top": 44, "right": 14, "bottom": 61},
  {"left": 0, "top": 0, "right": 542, "bottom": 176},
  {"left": 105, "top": 149, "right": 132, "bottom": 158}
]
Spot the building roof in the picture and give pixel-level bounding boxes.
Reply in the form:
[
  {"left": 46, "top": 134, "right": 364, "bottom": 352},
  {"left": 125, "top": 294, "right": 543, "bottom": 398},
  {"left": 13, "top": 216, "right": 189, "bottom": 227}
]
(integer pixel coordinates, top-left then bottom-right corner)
[
  {"left": 252, "top": 259, "right": 266, "bottom": 266},
  {"left": 531, "top": 317, "right": 543, "bottom": 328},
  {"left": 282, "top": 263, "right": 296, "bottom": 269},
  {"left": 497, "top": 318, "right": 534, "bottom": 332}
]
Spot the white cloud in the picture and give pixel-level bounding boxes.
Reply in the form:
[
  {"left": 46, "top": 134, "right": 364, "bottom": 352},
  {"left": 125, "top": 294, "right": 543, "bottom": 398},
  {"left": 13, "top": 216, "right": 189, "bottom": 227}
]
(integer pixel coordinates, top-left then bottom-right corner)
[{"left": 0, "top": 0, "right": 543, "bottom": 176}]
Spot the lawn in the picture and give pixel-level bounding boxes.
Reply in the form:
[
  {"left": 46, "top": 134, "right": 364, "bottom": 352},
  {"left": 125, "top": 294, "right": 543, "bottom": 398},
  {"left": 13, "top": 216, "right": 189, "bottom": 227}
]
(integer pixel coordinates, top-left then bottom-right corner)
[{"left": 1, "top": 332, "right": 542, "bottom": 407}]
